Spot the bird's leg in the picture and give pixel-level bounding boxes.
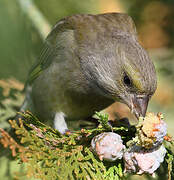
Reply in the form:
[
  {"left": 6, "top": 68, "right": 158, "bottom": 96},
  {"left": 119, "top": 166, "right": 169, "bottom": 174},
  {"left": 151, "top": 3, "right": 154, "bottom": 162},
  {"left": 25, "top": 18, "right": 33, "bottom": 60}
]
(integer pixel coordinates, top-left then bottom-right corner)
[
  {"left": 84, "top": 116, "right": 100, "bottom": 126},
  {"left": 54, "top": 112, "right": 68, "bottom": 134}
]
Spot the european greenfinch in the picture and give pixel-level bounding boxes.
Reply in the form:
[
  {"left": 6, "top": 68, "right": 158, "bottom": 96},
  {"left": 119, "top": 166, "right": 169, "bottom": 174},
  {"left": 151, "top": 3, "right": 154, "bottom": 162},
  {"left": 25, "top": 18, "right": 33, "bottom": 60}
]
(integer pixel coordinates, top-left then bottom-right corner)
[{"left": 21, "top": 13, "right": 157, "bottom": 134}]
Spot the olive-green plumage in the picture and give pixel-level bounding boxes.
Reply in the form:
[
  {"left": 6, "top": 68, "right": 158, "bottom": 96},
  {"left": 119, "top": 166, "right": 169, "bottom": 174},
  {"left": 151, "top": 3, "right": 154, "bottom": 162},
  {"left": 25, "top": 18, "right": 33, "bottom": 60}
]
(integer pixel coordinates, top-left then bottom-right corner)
[{"left": 21, "top": 13, "right": 157, "bottom": 134}]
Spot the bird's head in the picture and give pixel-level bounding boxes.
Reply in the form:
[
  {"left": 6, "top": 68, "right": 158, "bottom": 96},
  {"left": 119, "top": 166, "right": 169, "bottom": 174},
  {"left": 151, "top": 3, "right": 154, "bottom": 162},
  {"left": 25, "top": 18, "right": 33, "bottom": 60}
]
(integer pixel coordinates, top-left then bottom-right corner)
[
  {"left": 65, "top": 13, "right": 157, "bottom": 119},
  {"left": 79, "top": 36, "right": 157, "bottom": 119}
]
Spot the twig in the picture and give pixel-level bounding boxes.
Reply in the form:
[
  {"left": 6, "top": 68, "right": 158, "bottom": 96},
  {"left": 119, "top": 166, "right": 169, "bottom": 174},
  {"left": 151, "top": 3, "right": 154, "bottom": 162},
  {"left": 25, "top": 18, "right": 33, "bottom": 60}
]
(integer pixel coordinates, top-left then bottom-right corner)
[{"left": 17, "top": 0, "right": 51, "bottom": 40}]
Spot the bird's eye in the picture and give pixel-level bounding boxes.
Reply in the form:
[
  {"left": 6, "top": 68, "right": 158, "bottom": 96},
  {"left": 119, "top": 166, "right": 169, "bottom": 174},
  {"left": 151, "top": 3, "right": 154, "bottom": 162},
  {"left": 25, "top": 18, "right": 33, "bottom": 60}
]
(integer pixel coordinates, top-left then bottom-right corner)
[{"left": 123, "top": 75, "right": 132, "bottom": 87}]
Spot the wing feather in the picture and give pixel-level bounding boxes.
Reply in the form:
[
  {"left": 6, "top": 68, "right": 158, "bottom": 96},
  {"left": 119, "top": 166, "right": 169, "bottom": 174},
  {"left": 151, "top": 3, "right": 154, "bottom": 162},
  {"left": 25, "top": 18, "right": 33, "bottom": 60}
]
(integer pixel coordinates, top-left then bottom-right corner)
[{"left": 26, "top": 41, "right": 54, "bottom": 86}]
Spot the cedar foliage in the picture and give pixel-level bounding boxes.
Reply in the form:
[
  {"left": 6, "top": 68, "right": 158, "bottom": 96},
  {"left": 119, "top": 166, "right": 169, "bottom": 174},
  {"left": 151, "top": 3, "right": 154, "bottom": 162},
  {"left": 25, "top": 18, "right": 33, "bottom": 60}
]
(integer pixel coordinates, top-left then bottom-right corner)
[{"left": 0, "top": 111, "right": 128, "bottom": 180}]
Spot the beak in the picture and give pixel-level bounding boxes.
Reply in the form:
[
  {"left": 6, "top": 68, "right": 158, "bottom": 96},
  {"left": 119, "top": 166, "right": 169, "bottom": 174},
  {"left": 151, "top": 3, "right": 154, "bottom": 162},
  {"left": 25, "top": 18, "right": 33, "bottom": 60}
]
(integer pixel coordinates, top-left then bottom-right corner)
[{"left": 132, "top": 95, "right": 149, "bottom": 119}]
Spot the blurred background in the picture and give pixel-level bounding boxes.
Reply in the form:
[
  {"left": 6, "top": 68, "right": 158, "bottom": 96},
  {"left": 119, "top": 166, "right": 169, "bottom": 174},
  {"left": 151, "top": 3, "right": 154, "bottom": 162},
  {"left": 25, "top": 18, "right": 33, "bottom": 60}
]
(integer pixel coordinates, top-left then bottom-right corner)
[{"left": 0, "top": 0, "right": 174, "bottom": 179}]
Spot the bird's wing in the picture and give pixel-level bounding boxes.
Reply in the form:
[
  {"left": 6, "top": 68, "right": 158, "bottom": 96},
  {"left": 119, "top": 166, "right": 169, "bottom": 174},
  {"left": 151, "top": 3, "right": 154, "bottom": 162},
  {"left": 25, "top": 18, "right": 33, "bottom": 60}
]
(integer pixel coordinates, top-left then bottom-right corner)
[
  {"left": 26, "top": 41, "right": 54, "bottom": 86},
  {"left": 25, "top": 20, "right": 66, "bottom": 87}
]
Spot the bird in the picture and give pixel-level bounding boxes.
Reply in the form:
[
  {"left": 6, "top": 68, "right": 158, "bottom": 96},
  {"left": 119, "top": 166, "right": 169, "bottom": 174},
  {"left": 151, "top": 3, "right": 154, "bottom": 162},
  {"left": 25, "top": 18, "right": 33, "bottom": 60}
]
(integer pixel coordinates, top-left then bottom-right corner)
[{"left": 20, "top": 13, "right": 157, "bottom": 134}]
